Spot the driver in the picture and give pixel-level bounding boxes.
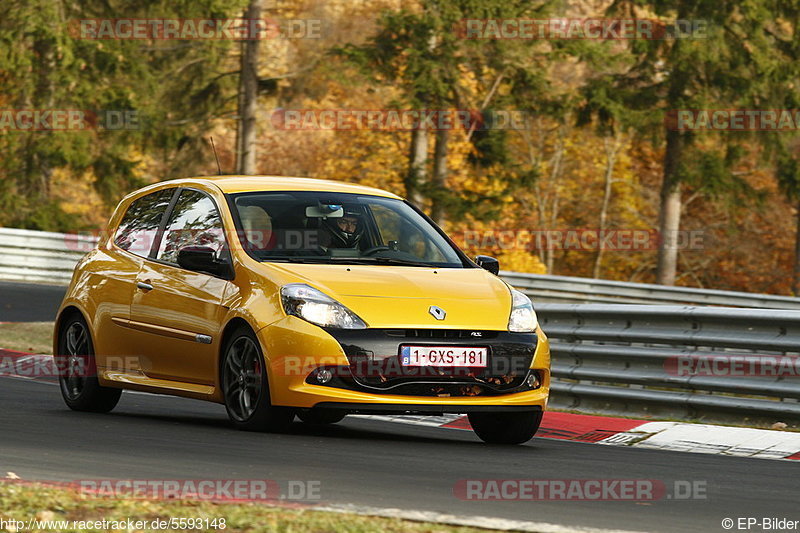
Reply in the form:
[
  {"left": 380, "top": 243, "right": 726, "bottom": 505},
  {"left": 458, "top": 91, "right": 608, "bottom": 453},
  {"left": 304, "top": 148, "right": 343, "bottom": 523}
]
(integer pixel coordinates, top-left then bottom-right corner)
[{"left": 321, "top": 210, "right": 365, "bottom": 249}]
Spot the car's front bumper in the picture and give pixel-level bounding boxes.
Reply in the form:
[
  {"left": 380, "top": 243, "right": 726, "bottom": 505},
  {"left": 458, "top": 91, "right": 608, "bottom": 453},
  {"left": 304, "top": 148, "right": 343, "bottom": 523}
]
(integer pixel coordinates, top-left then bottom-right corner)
[{"left": 258, "top": 316, "right": 550, "bottom": 411}]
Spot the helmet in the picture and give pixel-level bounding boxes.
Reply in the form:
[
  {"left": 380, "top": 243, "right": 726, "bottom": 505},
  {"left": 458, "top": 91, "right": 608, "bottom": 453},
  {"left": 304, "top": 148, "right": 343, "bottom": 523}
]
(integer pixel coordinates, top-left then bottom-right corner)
[{"left": 322, "top": 210, "right": 364, "bottom": 248}]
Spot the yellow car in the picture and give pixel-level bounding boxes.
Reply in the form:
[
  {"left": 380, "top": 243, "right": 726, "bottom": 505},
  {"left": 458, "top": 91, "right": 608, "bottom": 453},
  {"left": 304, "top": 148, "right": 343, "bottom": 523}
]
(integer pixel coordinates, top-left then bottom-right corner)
[{"left": 54, "top": 176, "right": 550, "bottom": 444}]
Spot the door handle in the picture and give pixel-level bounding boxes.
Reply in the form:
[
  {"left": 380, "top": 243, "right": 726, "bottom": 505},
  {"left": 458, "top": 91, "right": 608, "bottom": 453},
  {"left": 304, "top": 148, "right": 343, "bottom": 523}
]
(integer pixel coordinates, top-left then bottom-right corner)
[{"left": 137, "top": 281, "right": 154, "bottom": 292}]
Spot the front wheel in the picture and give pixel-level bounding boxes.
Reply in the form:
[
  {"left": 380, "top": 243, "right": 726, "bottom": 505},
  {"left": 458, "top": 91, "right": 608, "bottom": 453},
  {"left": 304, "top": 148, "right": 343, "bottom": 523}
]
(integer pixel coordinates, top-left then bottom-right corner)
[
  {"left": 222, "top": 327, "right": 295, "bottom": 432},
  {"left": 56, "top": 315, "right": 122, "bottom": 413},
  {"left": 468, "top": 410, "right": 543, "bottom": 445}
]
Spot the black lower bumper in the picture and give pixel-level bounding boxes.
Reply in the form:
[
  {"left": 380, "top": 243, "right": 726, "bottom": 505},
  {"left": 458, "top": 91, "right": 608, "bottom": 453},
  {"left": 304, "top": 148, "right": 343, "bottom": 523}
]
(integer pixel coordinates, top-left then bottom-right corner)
[{"left": 312, "top": 402, "right": 543, "bottom": 415}]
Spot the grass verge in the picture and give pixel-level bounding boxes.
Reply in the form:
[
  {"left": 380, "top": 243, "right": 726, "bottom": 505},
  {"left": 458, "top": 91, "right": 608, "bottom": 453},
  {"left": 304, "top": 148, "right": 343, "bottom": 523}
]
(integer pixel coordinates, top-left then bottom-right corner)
[
  {"left": 0, "top": 322, "right": 53, "bottom": 354},
  {"left": 0, "top": 482, "right": 492, "bottom": 533}
]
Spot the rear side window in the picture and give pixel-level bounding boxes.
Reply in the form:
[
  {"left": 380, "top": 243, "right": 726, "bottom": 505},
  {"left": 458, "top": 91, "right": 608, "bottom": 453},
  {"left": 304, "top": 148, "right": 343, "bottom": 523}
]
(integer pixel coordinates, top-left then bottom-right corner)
[
  {"left": 114, "top": 189, "right": 175, "bottom": 257},
  {"left": 156, "top": 189, "right": 227, "bottom": 265}
]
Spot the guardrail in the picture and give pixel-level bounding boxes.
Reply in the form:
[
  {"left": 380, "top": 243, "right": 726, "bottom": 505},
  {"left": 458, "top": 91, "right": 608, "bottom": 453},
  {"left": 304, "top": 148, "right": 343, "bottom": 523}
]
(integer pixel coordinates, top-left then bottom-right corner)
[
  {"left": 2, "top": 227, "right": 798, "bottom": 310},
  {"left": 502, "top": 271, "right": 800, "bottom": 309},
  {"left": 0, "top": 228, "right": 97, "bottom": 285},
  {"left": 538, "top": 303, "right": 800, "bottom": 425}
]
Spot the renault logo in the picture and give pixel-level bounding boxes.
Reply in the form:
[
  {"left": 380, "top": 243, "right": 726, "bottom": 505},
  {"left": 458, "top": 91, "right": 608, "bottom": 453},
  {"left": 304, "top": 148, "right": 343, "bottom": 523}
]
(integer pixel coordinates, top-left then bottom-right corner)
[{"left": 429, "top": 305, "right": 446, "bottom": 320}]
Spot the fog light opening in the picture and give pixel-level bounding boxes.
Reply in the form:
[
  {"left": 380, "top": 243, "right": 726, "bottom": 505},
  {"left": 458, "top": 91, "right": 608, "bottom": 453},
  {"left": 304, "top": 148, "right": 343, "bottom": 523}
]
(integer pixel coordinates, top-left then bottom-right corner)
[
  {"left": 526, "top": 371, "right": 541, "bottom": 389},
  {"left": 315, "top": 368, "right": 333, "bottom": 384}
]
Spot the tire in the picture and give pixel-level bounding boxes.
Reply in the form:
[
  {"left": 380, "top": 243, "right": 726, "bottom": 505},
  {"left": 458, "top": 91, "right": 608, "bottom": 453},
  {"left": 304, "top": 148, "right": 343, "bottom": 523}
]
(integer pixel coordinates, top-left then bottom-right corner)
[
  {"left": 468, "top": 410, "right": 543, "bottom": 445},
  {"left": 56, "top": 314, "right": 122, "bottom": 413},
  {"left": 297, "top": 408, "right": 346, "bottom": 425},
  {"left": 222, "top": 326, "right": 295, "bottom": 432}
]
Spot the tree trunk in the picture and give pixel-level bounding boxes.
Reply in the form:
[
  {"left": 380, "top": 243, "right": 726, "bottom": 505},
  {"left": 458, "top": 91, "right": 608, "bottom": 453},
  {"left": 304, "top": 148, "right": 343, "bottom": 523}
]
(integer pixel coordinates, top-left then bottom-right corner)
[
  {"left": 593, "top": 135, "right": 620, "bottom": 279},
  {"left": 26, "top": 37, "right": 55, "bottom": 200},
  {"left": 405, "top": 127, "right": 428, "bottom": 206},
  {"left": 430, "top": 129, "right": 448, "bottom": 225},
  {"left": 235, "top": 45, "right": 244, "bottom": 172},
  {"left": 794, "top": 201, "right": 800, "bottom": 295},
  {"left": 656, "top": 129, "right": 684, "bottom": 285},
  {"left": 236, "top": 0, "right": 261, "bottom": 175},
  {"left": 523, "top": 118, "right": 547, "bottom": 267},
  {"left": 545, "top": 136, "right": 565, "bottom": 274}
]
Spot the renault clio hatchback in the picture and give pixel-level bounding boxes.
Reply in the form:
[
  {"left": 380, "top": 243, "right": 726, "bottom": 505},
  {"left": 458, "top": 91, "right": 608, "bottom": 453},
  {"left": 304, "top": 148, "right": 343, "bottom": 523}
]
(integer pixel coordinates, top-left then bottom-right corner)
[{"left": 55, "top": 176, "right": 550, "bottom": 444}]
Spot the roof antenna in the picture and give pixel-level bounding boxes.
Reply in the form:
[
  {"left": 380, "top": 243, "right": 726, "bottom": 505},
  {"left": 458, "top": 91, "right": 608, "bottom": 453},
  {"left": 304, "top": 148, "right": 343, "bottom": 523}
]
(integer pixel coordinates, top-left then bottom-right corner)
[{"left": 209, "top": 137, "right": 223, "bottom": 175}]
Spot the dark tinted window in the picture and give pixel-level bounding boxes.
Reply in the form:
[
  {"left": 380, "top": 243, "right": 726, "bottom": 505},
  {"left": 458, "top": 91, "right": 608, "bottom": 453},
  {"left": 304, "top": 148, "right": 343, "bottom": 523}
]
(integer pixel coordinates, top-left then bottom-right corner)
[
  {"left": 114, "top": 189, "right": 174, "bottom": 257},
  {"left": 231, "top": 191, "right": 464, "bottom": 267},
  {"left": 156, "top": 190, "right": 227, "bottom": 265}
]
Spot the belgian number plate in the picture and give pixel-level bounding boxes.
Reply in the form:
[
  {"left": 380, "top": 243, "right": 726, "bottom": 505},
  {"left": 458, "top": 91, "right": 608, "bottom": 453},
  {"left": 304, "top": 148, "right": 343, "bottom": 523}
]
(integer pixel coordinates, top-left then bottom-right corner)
[{"left": 400, "top": 346, "right": 487, "bottom": 367}]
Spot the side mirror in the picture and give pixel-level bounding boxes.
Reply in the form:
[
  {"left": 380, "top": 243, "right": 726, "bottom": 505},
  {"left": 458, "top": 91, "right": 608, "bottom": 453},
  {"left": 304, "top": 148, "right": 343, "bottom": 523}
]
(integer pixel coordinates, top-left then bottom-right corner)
[
  {"left": 475, "top": 255, "right": 500, "bottom": 275},
  {"left": 177, "top": 246, "right": 231, "bottom": 278}
]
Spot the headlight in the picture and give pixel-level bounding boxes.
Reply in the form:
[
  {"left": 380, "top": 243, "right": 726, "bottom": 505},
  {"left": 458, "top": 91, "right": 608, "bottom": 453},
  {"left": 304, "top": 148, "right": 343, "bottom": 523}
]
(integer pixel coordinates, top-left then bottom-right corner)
[
  {"left": 508, "top": 289, "right": 537, "bottom": 333},
  {"left": 281, "top": 284, "right": 367, "bottom": 329}
]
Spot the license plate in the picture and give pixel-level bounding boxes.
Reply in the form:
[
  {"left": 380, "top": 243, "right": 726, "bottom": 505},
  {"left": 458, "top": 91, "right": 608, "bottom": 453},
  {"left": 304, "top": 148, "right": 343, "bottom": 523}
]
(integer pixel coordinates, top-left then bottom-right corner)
[{"left": 400, "top": 346, "right": 487, "bottom": 367}]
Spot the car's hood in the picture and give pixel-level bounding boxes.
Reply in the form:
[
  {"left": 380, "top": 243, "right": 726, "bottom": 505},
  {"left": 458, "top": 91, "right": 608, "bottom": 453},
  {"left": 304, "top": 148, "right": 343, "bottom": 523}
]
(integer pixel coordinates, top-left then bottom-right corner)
[{"left": 260, "top": 263, "right": 513, "bottom": 329}]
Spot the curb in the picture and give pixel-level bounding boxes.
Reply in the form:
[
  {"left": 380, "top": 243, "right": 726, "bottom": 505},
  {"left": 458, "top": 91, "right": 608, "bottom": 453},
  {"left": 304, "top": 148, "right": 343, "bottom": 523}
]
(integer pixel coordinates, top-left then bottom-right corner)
[{"left": 357, "top": 411, "right": 800, "bottom": 461}]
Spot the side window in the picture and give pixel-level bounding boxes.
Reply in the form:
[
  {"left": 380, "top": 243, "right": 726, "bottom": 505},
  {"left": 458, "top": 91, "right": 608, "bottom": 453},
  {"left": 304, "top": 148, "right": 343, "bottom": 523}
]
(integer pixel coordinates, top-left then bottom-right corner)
[
  {"left": 156, "top": 190, "right": 227, "bottom": 265},
  {"left": 114, "top": 189, "right": 174, "bottom": 258}
]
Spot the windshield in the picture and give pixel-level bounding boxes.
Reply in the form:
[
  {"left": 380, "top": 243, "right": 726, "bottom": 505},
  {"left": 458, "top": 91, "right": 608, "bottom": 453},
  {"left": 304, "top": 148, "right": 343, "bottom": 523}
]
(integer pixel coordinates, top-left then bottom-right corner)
[{"left": 229, "top": 191, "right": 466, "bottom": 268}]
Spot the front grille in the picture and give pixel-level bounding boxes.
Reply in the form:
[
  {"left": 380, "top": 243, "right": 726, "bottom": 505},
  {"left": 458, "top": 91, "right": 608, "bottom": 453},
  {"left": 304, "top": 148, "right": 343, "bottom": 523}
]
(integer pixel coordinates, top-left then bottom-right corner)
[{"left": 384, "top": 329, "right": 499, "bottom": 339}]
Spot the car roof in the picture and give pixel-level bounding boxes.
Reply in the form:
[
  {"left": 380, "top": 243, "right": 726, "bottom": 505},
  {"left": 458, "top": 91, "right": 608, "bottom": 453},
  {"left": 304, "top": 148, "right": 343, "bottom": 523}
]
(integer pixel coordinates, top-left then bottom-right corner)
[{"left": 153, "top": 175, "right": 403, "bottom": 199}]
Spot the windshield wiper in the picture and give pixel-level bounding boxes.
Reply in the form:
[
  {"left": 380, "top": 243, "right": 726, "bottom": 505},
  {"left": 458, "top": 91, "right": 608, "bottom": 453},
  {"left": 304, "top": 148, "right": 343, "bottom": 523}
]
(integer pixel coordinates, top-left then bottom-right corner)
[
  {"left": 326, "top": 256, "right": 436, "bottom": 268},
  {"left": 372, "top": 257, "right": 438, "bottom": 267},
  {"left": 260, "top": 255, "right": 439, "bottom": 268},
  {"left": 259, "top": 256, "right": 330, "bottom": 263}
]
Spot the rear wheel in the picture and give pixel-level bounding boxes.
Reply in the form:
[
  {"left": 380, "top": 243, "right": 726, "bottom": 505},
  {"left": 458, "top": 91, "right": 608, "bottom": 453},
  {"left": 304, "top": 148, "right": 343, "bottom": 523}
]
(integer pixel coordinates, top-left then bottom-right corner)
[
  {"left": 56, "top": 315, "right": 122, "bottom": 413},
  {"left": 222, "top": 327, "right": 295, "bottom": 432},
  {"left": 297, "top": 408, "right": 346, "bottom": 425},
  {"left": 468, "top": 410, "right": 543, "bottom": 445}
]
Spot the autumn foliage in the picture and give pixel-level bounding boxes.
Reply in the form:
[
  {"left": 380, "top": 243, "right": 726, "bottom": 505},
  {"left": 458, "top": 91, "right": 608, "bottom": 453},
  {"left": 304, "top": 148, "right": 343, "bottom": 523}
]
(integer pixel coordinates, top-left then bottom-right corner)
[{"left": 1, "top": 0, "right": 798, "bottom": 295}]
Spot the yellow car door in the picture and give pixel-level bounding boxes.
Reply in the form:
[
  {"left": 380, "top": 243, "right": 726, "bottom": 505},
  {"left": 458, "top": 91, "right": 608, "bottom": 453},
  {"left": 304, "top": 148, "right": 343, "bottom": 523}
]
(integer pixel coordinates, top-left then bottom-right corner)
[
  {"left": 94, "top": 188, "right": 176, "bottom": 374},
  {"left": 128, "top": 188, "right": 232, "bottom": 385}
]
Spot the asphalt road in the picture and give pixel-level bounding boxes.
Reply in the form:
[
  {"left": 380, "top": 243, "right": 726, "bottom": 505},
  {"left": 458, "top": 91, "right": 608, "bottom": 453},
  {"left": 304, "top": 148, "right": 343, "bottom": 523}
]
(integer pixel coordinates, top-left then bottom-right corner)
[
  {"left": 2, "top": 377, "right": 797, "bottom": 532},
  {"left": 1, "top": 281, "right": 798, "bottom": 532},
  {"left": 0, "top": 281, "right": 65, "bottom": 322}
]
